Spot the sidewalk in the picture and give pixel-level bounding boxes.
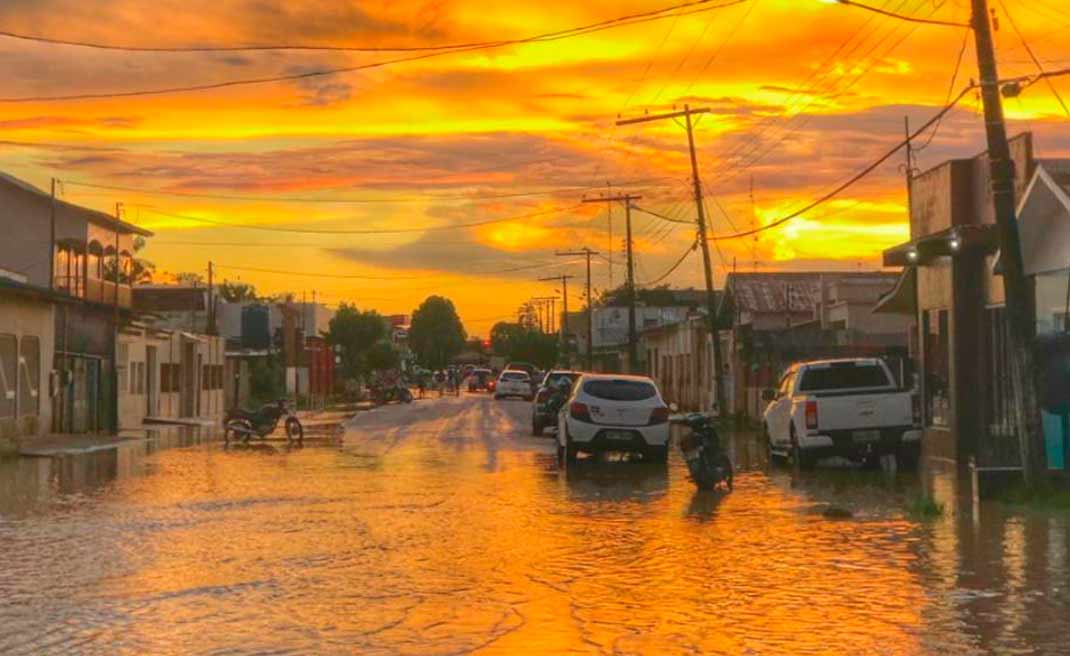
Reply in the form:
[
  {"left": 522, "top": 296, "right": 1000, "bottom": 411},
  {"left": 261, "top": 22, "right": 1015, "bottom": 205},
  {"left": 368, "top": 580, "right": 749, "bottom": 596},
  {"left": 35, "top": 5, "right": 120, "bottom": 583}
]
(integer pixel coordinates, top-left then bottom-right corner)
[{"left": 18, "top": 431, "right": 154, "bottom": 457}]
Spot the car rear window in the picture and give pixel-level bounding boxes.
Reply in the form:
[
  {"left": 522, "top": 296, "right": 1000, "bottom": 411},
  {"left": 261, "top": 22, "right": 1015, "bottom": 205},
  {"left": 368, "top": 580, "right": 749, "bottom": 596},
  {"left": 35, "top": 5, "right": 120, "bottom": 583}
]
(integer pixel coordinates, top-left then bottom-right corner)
[
  {"left": 501, "top": 372, "right": 529, "bottom": 381},
  {"left": 797, "top": 364, "right": 891, "bottom": 391},
  {"left": 582, "top": 379, "right": 657, "bottom": 401},
  {"left": 545, "top": 373, "right": 579, "bottom": 388}
]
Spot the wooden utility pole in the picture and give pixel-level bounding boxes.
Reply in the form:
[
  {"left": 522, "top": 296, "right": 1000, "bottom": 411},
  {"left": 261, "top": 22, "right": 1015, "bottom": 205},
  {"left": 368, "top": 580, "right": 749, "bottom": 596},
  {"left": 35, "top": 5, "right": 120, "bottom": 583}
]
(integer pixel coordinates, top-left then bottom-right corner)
[
  {"left": 207, "top": 261, "right": 217, "bottom": 335},
  {"left": 584, "top": 193, "right": 641, "bottom": 373},
  {"left": 540, "top": 274, "right": 575, "bottom": 366},
  {"left": 558, "top": 248, "right": 599, "bottom": 370},
  {"left": 970, "top": 0, "right": 1045, "bottom": 486},
  {"left": 49, "top": 178, "right": 56, "bottom": 290},
  {"left": 618, "top": 106, "right": 727, "bottom": 413}
]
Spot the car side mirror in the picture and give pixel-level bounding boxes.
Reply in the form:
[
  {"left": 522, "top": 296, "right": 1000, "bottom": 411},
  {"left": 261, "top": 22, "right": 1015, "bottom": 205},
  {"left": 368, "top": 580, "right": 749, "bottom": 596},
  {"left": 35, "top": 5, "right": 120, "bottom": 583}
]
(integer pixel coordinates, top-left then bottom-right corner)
[{"left": 761, "top": 388, "right": 777, "bottom": 402}]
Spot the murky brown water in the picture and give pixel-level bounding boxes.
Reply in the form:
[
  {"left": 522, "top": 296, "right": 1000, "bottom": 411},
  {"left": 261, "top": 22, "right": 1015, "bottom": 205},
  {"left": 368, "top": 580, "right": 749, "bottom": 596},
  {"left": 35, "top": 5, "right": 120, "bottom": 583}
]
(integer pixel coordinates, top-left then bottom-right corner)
[{"left": 1, "top": 396, "right": 1067, "bottom": 655}]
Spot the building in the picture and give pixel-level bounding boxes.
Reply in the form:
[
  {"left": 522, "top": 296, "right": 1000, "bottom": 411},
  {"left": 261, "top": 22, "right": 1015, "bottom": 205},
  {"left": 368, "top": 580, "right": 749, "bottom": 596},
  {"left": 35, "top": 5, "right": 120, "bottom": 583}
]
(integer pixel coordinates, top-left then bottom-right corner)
[
  {"left": 720, "top": 271, "right": 910, "bottom": 419},
  {"left": 643, "top": 313, "right": 712, "bottom": 411},
  {"left": 880, "top": 133, "right": 1070, "bottom": 471}
]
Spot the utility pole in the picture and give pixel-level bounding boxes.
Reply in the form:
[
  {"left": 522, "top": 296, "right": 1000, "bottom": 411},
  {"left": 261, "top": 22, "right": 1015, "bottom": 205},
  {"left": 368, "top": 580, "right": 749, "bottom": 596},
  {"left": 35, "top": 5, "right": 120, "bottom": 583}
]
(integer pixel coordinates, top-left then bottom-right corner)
[
  {"left": 970, "top": 0, "right": 1045, "bottom": 486},
  {"left": 533, "top": 297, "right": 557, "bottom": 334},
  {"left": 607, "top": 181, "right": 614, "bottom": 289},
  {"left": 49, "top": 178, "right": 56, "bottom": 291},
  {"left": 584, "top": 193, "right": 641, "bottom": 373},
  {"left": 618, "top": 105, "right": 727, "bottom": 413},
  {"left": 540, "top": 274, "right": 575, "bottom": 366},
  {"left": 207, "top": 261, "right": 216, "bottom": 335},
  {"left": 558, "top": 248, "right": 599, "bottom": 370}
]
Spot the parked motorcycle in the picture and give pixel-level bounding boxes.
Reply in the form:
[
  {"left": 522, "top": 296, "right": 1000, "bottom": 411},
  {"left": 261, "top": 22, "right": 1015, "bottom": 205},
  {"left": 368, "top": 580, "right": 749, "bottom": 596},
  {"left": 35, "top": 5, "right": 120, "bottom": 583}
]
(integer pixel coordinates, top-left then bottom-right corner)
[
  {"left": 225, "top": 399, "right": 303, "bottom": 443},
  {"left": 675, "top": 412, "right": 733, "bottom": 491},
  {"left": 370, "top": 381, "right": 414, "bottom": 405}
]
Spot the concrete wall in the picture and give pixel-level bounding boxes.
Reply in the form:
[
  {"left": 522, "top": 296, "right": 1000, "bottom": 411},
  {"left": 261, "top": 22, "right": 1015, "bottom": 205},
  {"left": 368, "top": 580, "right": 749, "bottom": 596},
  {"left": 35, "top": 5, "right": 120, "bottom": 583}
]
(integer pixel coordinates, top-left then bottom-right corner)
[
  {"left": 0, "top": 294, "right": 55, "bottom": 444},
  {"left": 119, "top": 327, "right": 225, "bottom": 426}
]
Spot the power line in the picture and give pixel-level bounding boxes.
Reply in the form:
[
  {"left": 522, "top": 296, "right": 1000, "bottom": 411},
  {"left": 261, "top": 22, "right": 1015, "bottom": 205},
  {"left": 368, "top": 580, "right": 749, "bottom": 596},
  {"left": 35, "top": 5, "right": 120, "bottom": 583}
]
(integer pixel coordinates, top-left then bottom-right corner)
[
  {"left": 916, "top": 26, "right": 971, "bottom": 152},
  {"left": 642, "top": 239, "right": 698, "bottom": 285},
  {"left": 213, "top": 259, "right": 577, "bottom": 280},
  {"left": 709, "top": 83, "right": 975, "bottom": 241},
  {"left": 834, "top": 0, "right": 969, "bottom": 27},
  {"left": 0, "top": 0, "right": 748, "bottom": 103},
  {"left": 136, "top": 203, "right": 580, "bottom": 235},
  {"left": 60, "top": 177, "right": 674, "bottom": 204},
  {"left": 998, "top": 0, "right": 1070, "bottom": 118}
]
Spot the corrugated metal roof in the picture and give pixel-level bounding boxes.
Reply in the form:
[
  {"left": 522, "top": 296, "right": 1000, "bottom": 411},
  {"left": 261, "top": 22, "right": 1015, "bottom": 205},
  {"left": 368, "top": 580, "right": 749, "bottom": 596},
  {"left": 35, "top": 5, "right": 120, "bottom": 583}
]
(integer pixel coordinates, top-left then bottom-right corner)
[{"left": 726, "top": 272, "right": 899, "bottom": 313}]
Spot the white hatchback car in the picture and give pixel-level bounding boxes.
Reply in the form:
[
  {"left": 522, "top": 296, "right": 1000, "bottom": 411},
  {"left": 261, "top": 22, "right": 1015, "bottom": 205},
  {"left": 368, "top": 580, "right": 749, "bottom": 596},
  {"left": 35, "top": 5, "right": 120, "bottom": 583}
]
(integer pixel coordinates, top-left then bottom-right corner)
[
  {"left": 494, "top": 370, "right": 534, "bottom": 400},
  {"left": 556, "top": 374, "right": 671, "bottom": 462}
]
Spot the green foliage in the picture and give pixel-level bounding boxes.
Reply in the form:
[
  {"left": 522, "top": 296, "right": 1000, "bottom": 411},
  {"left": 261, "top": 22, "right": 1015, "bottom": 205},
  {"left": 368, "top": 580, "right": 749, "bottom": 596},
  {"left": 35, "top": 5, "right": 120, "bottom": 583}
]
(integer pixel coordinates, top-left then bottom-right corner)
[
  {"left": 174, "top": 271, "right": 205, "bottom": 287},
  {"left": 218, "top": 279, "right": 258, "bottom": 302},
  {"left": 408, "top": 296, "right": 467, "bottom": 369},
  {"left": 248, "top": 353, "right": 284, "bottom": 406},
  {"left": 906, "top": 495, "right": 945, "bottom": 520},
  {"left": 326, "top": 303, "right": 388, "bottom": 380},
  {"left": 596, "top": 283, "right": 680, "bottom": 308},
  {"left": 365, "top": 340, "right": 401, "bottom": 372},
  {"left": 489, "top": 321, "right": 559, "bottom": 369}
]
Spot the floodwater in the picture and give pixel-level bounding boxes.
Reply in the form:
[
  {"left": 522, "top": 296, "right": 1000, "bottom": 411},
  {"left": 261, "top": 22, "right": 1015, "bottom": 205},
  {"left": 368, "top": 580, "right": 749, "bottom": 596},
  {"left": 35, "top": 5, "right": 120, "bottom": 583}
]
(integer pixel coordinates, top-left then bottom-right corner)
[{"left": 1, "top": 396, "right": 1067, "bottom": 655}]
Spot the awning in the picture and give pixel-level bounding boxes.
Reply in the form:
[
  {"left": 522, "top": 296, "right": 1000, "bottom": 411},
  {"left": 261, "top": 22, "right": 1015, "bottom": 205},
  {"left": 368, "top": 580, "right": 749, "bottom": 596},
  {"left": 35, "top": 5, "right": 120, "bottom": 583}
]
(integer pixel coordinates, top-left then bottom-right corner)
[
  {"left": 179, "top": 331, "right": 206, "bottom": 343},
  {"left": 873, "top": 266, "right": 916, "bottom": 315},
  {"left": 883, "top": 224, "right": 999, "bottom": 267}
]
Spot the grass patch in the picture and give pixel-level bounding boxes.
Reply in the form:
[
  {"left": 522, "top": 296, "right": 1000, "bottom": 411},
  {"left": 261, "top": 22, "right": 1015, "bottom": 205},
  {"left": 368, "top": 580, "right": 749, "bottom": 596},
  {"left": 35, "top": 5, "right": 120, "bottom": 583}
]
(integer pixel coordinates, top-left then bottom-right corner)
[
  {"left": 998, "top": 485, "right": 1070, "bottom": 511},
  {"left": 906, "top": 496, "right": 945, "bottom": 520}
]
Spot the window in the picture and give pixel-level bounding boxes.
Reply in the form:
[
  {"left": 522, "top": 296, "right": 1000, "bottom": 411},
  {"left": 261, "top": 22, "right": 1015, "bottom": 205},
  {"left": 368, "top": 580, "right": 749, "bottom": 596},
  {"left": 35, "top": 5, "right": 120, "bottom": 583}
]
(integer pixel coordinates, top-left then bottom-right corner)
[
  {"left": 797, "top": 363, "right": 892, "bottom": 392},
  {"left": 1035, "top": 269, "right": 1070, "bottom": 336},
  {"left": 924, "top": 309, "right": 950, "bottom": 427},
  {"left": 501, "top": 372, "right": 529, "bottom": 382},
  {"left": 202, "top": 364, "right": 211, "bottom": 391},
  {"left": 0, "top": 334, "right": 16, "bottom": 419},
  {"left": 582, "top": 379, "right": 658, "bottom": 401},
  {"left": 118, "top": 343, "right": 129, "bottom": 395},
  {"left": 135, "top": 362, "right": 145, "bottom": 395},
  {"left": 19, "top": 336, "right": 40, "bottom": 417}
]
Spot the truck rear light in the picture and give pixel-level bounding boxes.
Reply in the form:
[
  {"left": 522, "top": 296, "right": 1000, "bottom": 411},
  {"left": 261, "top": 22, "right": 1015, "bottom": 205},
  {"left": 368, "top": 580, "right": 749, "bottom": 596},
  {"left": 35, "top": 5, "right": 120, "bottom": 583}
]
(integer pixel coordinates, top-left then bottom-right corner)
[
  {"left": 648, "top": 406, "right": 670, "bottom": 425},
  {"left": 805, "top": 400, "right": 818, "bottom": 430},
  {"left": 570, "top": 401, "right": 592, "bottom": 422}
]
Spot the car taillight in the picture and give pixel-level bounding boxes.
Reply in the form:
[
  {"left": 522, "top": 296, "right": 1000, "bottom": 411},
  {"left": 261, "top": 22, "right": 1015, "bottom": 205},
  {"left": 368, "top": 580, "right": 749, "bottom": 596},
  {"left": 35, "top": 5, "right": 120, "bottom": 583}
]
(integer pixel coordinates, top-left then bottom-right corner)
[
  {"left": 570, "top": 401, "right": 591, "bottom": 422},
  {"left": 648, "top": 406, "right": 670, "bottom": 425},
  {"left": 537, "top": 389, "right": 551, "bottom": 402},
  {"left": 805, "top": 400, "right": 818, "bottom": 430}
]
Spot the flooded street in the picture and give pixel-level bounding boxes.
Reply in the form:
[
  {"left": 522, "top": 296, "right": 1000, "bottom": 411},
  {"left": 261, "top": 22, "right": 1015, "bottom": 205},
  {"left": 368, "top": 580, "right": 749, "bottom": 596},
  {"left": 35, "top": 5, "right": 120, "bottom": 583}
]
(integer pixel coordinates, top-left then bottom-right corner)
[{"left": 1, "top": 395, "right": 1068, "bottom": 655}]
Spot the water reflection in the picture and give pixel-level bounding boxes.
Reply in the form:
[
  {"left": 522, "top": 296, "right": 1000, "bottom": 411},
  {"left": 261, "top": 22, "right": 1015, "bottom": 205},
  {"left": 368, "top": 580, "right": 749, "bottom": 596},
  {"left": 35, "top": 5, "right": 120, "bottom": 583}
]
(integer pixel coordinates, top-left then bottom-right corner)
[{"left": 0, "top": 404, "right": 1065, "bottom": 655}]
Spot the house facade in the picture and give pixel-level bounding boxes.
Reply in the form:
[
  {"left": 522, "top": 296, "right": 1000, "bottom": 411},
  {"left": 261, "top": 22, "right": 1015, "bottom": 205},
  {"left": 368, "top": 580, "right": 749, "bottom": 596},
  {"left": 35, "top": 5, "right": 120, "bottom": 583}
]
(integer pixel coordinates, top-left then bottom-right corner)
[{"left": 881, "top": 133, "right": 1070, "bottom": 471}]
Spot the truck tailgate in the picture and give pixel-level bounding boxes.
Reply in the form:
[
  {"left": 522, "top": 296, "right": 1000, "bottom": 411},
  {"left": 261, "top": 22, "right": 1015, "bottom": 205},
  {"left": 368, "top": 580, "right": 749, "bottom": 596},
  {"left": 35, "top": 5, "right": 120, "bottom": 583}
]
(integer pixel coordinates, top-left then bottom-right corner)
[{"left": 815, "top": 391, "right": 912, "bottom": 431}]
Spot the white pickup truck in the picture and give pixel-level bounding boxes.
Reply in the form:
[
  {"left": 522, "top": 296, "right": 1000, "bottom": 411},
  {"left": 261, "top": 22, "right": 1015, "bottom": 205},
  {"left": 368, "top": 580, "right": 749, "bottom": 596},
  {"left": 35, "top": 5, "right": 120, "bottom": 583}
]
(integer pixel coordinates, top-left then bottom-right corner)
[{"left": 762, "top": 358, "right": 921, "bottom": 468}]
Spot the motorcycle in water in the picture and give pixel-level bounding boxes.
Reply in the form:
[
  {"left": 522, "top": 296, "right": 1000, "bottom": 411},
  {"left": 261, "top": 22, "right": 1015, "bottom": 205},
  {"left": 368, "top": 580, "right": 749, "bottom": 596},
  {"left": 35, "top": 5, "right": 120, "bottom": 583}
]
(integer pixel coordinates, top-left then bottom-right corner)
[
  {"left": 675, "top": 412, "right": 733, "bottom": 491},
  {"left": 225, "top": 399, "right": 304, "bottom": 443}
]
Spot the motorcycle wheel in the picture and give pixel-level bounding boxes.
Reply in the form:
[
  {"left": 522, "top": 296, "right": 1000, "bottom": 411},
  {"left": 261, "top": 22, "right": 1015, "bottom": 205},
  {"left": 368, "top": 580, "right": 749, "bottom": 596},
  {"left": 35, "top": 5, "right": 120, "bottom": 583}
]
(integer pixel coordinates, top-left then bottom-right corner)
[
  {"left": 401, "top": 389, "right": 413, "bottom": 403},
  {"left": 226, "top": 419, "right": 254, "bottom": 444},
  {"left": 285, "top": 417, "right": 304, "bottom": 442}
]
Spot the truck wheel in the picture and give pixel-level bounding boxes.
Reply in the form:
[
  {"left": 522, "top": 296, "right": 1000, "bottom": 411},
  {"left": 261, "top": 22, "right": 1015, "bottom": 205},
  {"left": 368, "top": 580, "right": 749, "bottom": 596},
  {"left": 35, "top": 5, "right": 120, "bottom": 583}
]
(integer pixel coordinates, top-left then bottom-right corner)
[
  {"left": 764, "top": 425, "right": 777, "bottom": 465},
  {"left": 791, "top": 427, "right": 815, "bottom": 470}
]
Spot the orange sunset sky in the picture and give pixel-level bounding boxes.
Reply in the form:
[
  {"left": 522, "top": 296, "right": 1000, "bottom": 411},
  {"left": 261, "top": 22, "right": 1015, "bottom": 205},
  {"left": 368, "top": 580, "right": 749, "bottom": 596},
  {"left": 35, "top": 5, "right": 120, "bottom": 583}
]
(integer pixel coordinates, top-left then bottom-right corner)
[{"left": 2, "top": 0, "right": 1069, "bottom": 335}]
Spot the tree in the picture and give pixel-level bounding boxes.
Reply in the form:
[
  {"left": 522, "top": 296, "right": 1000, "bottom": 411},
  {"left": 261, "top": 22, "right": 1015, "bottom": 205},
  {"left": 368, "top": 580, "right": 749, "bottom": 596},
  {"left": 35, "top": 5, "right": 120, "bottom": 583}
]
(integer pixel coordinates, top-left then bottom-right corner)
[
  {"left": 490, "top": 321, "right": 559, "bottom": 369},
  {"left": 408, "top": 295, "right": 466, "bottom": 369},
  {"left": 219, "top": 279, "right": 258, "bottom": 302},
  {"left": 326, "top": 303, "right": 387, "bottom": 380},
  {"left": 365, "top": 341, "right": 401, "bottom": 372},
  {"left": 174, "top": 272, "right": 205, "bottom": 287},
  {"left": 596, "top": 283, "right": 679, "bottom": 308}
]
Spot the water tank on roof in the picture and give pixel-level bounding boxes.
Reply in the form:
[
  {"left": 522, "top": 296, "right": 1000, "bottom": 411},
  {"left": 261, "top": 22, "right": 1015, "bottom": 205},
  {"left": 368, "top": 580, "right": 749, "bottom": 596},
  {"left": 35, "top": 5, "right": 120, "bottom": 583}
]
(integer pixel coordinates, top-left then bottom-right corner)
[{"left": 241, "top": 305, "right": 271, "bottom": 350}]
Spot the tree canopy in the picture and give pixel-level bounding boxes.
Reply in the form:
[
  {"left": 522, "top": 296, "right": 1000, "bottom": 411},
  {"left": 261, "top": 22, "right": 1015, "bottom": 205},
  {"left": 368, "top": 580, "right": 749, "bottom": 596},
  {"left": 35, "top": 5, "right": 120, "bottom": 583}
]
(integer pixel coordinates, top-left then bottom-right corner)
[
  {"left": 408, "top": 296, "right": 466, "bottom": 369},
  {"left": 326, "top": 303, "right": 388, "bottom": 380},
  {"left": 218, "top": 280, "right": 258, "bottom": 302},
  {"left": 490, "top": 321, "right": 559, "bottom": 369}
]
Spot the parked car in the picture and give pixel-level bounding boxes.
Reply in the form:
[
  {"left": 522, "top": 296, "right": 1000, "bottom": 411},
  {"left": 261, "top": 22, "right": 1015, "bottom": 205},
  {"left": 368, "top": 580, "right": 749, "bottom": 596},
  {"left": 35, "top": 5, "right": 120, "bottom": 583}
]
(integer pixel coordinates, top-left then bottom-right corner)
[
  {"left": 762, "top": 358, "right": 921, "bottom": 469},
  {"left": 494, "top": 370, "right": 534, "bottom": 400},
  {"left": 468, "top": 367, "right": 494, "bottom": 392},
  {"left": 556, "top": 374, "right": 671, "bottom": 462},
  {"left": 531, "top": 369, "right": 582, "bottom": 435}
]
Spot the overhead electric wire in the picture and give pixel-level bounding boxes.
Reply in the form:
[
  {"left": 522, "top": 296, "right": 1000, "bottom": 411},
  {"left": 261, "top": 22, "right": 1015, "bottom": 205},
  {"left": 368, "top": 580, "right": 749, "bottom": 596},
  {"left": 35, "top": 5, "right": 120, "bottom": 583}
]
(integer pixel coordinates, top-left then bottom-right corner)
[
  {"left": 833, "top": 0, "right": 969, "bottom": 27},
  {"left": 916, "top": 26, "right": 970, "bottom": 152},
  {"left": 998, "top": 0, "right": 1070, "bottom": 118},
  {"left": 61, "top": 176, "right": 675, "bottom": 204},
  {"left": 0, "top": 0, "right": 748, "bottom": 103},
  {"left": 213, "top": 259, "right": 578, "bottom": 281},
  {"left": 709, "top": 83, "right": 974, "bottom": 241},
  {"left": 642, "top": 239, "right": 698, "bottom": 285},
  {"left": 135, "top": 203, "right": 580, "bottom": 235},
  {"left": 633, "top": 204, "right": 694, "bottom": 224}
]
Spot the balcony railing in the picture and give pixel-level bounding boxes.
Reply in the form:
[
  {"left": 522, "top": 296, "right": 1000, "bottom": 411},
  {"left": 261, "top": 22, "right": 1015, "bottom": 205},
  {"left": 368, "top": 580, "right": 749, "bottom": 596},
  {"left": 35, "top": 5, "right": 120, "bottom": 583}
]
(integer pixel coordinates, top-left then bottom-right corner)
[{"left": 54, "top": 276, "right": 132, "bottom": 308}]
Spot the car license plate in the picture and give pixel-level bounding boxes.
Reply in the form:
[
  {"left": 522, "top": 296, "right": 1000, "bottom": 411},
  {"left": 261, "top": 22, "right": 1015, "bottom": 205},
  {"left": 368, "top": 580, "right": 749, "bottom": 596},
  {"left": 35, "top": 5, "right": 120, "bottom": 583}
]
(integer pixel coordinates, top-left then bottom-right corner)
[
  {"left": 853, "top": 430, "right": 881, "bottom": 443},
  {"left": 604, "top": 430, "right": 631, "bottom": 441}
]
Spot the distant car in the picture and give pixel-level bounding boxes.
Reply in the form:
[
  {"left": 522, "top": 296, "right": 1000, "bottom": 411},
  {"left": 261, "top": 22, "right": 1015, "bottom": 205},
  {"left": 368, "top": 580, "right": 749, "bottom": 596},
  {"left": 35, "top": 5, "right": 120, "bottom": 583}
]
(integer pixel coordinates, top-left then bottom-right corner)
[
  {"left": 494, "top": 370, "right": 534, "bottom": 401},
  {"left": 504, "top": 362, "right": 537, "bottom": 377},
  {"left": 556, "top": 374, "right": 670, "bottom": 462},
  {"left": 762, "top": 358, "right": 921, "bottom": 468},
  {"left": 468, "top": 368, "right": 493, "bottom": 392},
  {"left": 531, "top": 370, "right": 582, "bottom": 435}
]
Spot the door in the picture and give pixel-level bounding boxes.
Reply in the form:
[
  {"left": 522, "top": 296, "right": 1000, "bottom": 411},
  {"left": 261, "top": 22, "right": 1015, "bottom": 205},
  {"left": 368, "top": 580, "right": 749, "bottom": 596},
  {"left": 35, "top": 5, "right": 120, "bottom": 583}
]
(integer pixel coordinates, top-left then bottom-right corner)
[
  {"left": 766, "top": 369, "right": 796, "bottom": 447},
  {"left": 181, "top": 342, "right": 195, "bottom": 417},
  {"left": 146, "top": 346, "right": 157, "bottom": 417}
]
